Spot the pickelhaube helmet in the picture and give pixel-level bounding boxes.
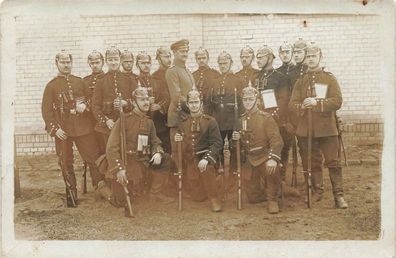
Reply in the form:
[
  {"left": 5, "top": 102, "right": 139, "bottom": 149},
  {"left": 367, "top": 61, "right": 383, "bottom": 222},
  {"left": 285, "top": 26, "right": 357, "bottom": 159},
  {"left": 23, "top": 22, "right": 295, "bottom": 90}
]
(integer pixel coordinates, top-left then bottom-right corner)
[
  {"left": 120, "top": 49, "right": 134, "bottom": 62},
  {"left": 87, "top": 50, "right": 104, "bottom": 62},
  {"left": 242, "top": 81, "right": 258, "bottom": 99},
  {"left": 240, "top": 45, "right": 254, "bottom": 57},
  {"left": 256, "top": 45, "right": 275, "bottom": 58},
  {"left": 218, "top": 51, "right": 233, "bottom": 63},
  {"left": 306, "top": 41, "right": 322, "bottom": 55},
  {"left": 293, "top": 38, "right": 308, "bottom": 51},
  {"left": 195, "top": 47, "right": 209, "bottom": 58},
  {"left": 279, "top": 41, "right": 293, "bottom": 52},
  {"left": 187, "top": 82, "right": 201, "bottom": 102},
  {"left": 55, "top": 49, "right": 72, "bottom": 62},
  {"left": 136, "top": 51, "right": 151, "bottom": 63},
  {"left": 133, "top": 82, "right": 149, "bottom": 99},
  {"left": 105, "top": 46, "right": 121, "bottom": 59},
  {"left": 156, "top": 46, "right": 171, "bottom": 59}
]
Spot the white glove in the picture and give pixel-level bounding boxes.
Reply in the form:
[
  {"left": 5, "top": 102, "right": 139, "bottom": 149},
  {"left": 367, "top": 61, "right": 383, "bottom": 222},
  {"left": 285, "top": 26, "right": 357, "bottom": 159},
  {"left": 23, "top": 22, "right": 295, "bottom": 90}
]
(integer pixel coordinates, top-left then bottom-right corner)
[
  {"left": 106, "top": 119, "right": 115, "bottom": 130},
  {"left": 55, "top": 128, "right": 67, "bottom": 140},
  {"left": 302, "top": 97, "right": 318, "bottom": 109},
  {"left": 150, "top": 152, "right": 162, "bottom": 165},
  {"left": 198, "top": 159, "right": 209, "bottom": 172},
  {"left": 266, "top": 159, "right": 277, "bottom": 175},
  {"left": 232, "top": 131, "right": 241, "bottom": 141},
  {"left": 175, "top": 133, "right": 183, "bottom": 142},
  {"left": 76, "top": 102, "right": 87, "bottom": 113},
  {"left": 116, "top": 169, "right": 128, "bottom": 185}
]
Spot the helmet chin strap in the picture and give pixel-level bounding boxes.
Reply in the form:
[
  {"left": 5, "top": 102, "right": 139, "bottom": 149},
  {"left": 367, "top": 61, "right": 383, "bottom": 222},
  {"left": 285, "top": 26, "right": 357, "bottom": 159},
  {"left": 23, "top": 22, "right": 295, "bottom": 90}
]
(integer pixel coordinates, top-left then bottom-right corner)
[{"left": 134, "top": 99, "right": 148, "bottom": 114}]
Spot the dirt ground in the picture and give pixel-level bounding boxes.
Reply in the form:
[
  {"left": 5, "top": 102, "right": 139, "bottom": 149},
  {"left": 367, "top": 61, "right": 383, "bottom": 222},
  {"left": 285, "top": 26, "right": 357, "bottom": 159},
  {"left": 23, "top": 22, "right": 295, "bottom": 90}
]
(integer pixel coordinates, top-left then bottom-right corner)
[{"left": 14, "top": 144, "right": 381, "bottom": 240}]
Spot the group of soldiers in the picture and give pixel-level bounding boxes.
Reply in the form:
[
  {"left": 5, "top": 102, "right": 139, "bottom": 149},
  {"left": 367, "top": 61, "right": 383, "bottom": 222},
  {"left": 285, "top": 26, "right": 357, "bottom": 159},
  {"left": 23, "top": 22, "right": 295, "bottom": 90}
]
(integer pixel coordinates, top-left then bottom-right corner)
[{"left": 41, "top": 37, "right": 348, "bottom": 217}]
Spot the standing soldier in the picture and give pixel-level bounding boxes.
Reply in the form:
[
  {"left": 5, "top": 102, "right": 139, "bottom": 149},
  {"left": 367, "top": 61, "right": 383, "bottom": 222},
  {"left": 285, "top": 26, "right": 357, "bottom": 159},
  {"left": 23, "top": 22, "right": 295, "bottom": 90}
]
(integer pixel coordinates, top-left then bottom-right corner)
[
  {"left": 207, "top": 51, "right": 244, "bottom": 172},
  {"left": 192, "top": 47, "right": 220, "bottom": 111},
  {"left": 97, "top": 86, "right": 174, "bottom": 217},
  {"left": 235, "top": 46, "right": 259, "bottom": 87},
  {"left": 290, "top": 38, "right": 309, "bottom": 87},
  {"left": 276, "top": 42, "right": 296, "bottom": 82},
  {"left": 121, "top": 49, "right": 139, "bottom": 82},
  {"left": 92, "top": 46, "right": 137, "bottom": 147},
  {"left": 289, "top": 43, "right": 348, "bottom": 208},
  {"left": 255, "top": 46, "right": 300, "bottom": 197},
  {"left": 165, "top": 39, "right": 195, "bottom": 151},
  {"left": 41, "top": 50, "right": 103, "bottom": 206},
  {"left": 136, "top": 51, "right": 171, "bottom": 153},
  {"left": 83, "top": 50, "right": 106, "bottom": 154},
  {"left": 152, "top": 46, "right": 172, "bottom": 86},
  {"left": 231, "top": 84, "right": 283, "bottom": 214},
  {"left": 174, "top": 87, "right": 224, "bottom": 212}
]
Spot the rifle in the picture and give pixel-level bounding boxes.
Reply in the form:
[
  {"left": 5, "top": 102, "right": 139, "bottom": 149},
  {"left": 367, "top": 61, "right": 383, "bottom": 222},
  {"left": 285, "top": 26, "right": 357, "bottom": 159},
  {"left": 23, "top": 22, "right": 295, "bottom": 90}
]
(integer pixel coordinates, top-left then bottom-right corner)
[
  {"left": 58, "top": 93, "right": 77, "bottom": 207},
  {"left": 335, "top": 114, "right": 348, "bottom": 167},
  {"left": 291, "top": 136, "right": 298, "bottom": 188},
  {"left": 176, "top": 137, "right": 183, "bottom": 211},
  {"left": 82, "top": 161, "right": 87, "bottom": 194},
  {"left": 118, "top": 92, "right": 134, "bottom": 217},
  {"left": 305, "top": 87, "right": 313, "bottom": 209},
  {"left": 234, "top": 88, "right": 242, "bottom": 210}
]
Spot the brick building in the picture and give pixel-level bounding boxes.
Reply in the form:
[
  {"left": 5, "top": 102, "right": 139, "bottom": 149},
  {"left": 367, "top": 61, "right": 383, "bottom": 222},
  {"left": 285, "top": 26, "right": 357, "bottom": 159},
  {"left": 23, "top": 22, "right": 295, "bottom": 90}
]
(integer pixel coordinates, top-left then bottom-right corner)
[{"left": 9, "top": 6, "right": 386, "bottom": 155}]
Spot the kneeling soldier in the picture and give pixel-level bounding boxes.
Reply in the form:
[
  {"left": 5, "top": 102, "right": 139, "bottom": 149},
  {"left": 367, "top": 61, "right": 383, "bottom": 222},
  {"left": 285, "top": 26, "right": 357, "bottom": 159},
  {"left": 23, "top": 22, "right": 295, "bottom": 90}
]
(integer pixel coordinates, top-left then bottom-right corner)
[
  {"left": 232, "top": 84, "right": 284, "bottom": 214},
  {"left": 97, "top": 86, "right": 174, "bottom": 217},
  {"left": 174, "top": 87, "right": 224, "bottom": 212}
]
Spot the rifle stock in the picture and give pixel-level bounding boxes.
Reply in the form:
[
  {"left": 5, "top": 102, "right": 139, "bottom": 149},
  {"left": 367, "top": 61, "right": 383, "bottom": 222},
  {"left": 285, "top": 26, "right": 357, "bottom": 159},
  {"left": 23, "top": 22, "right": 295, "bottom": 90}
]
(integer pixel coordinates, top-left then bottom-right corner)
[
  {"left": 176, "top": 137, "right": 183, "bottom": 211},
  {"left": 291, "top": 137, "right": 298, "bottom": 188},
  {"left": 234, "top": 88, "right": 242, "bottom": 210},
  {"left": 306, "top": 108, "right": 313, "bottom": 209},
  {"left": 82, "top": 161, "right": 87, "bottom": 194}
]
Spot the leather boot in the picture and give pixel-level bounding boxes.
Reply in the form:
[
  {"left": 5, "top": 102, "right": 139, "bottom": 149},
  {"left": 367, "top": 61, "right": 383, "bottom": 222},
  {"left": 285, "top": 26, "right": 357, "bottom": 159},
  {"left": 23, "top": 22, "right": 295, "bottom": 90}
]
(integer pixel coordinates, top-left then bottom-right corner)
[
  {"left": 334, "top": 195, "right": 348, "bottom": 209},
  {"left": 266, "top": 175, "right": 280, "bottom": 214},
  {"left": 281, "top": 181, "right": 301, "bottom": 197},
  {"left": 95, "top": 180, "right": 113, "bottom": 203},
  {"left": 329, "top": 167, "right": 344, "bottom": 197},
  {"left": 210, "top": 197, "right": 222, "bottom": 212}
]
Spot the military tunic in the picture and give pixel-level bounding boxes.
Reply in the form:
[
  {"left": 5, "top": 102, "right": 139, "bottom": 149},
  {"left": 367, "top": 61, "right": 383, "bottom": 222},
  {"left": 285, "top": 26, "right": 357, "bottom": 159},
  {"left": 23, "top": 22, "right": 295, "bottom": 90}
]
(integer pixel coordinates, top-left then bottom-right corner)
[
  {"left": 41, "top": 74, "right": 103, "bottom": 187},
  {"left": 231, "top": 108, "right": 283, "bottom": 203},
  {"left": 235, "top": 66, "right": 259, "bottom": 87},
  {"left": 192, "top": 65, "right": 220, "bottom": 111},
  {"left": 175, "top": 114, "right": 223, "bottom": 201},
  {"left": 92, "top": 71, "right": 137, "bottom": 136},
  {"left": 289, "top": 68, "right": 344, "bottom": 196}
]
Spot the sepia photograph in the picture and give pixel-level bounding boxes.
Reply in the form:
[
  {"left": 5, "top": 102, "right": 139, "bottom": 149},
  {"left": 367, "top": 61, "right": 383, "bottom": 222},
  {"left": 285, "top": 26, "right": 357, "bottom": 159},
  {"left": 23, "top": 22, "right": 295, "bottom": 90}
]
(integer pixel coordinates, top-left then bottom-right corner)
[{"left": 1, "top": 0, "right": 395, "bottom": 257}]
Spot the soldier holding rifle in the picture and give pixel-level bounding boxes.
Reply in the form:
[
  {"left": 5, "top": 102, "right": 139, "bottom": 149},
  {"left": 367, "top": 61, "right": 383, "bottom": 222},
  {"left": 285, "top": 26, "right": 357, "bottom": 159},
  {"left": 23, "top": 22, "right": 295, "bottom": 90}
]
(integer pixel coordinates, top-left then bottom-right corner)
[
  {"left": 41, "top": 50, "right": 102, "bottom": 206},
  {"left": 289, "top": 42, "right": 348, "bottom": 209}
]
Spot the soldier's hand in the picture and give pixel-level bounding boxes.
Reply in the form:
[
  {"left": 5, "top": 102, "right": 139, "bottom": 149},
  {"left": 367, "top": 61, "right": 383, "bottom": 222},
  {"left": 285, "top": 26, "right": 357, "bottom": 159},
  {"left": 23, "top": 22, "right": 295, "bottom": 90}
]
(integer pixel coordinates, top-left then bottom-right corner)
[
  {"left": 113, "top": 99, "right": 128, "bottom": 110},
  {"left": 175, "top": 133, "right": 183, "bottom": 142},
  {"left": 76, "top": 102, "right": 87, "bottom": 113},
  {"left": 150, "top": 103, "right": 162, "bottom": 112},
  {"left": 150, "top": 153, "right": 162, "bottom": 165},
  {"left": 266, "top": 159, "right": 278, "bottom": 175},
  {"left": 116, "top": 169, "right": 128, "bottom": 185},
  {"left": 232, "top": 131, "right": 241, "bottom": 141},
  {"left": 55, "top": 128, "right": 67, "bottom": 140},
  {"left": 106, "top": 119, "right": 115, "bottom": 130},
  {"left": 149, "top": 97, "right": 155, "bottom": 105},
  {"left": 198, "top": 159, "right": 209, "bottom": 172},
  {"left": 302, "top": 97, "right": 317, "bottom": 108}
]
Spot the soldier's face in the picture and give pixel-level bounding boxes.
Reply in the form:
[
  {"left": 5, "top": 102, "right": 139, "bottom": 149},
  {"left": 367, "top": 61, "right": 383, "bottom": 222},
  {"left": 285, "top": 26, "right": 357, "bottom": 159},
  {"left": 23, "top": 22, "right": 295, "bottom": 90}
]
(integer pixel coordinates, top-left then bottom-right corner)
[
  {"left": 56, "top": 56, "right": 72, "bottom": 75},
  {"left": 279, "top": 50, "right": 293, "bottom": 64},
  {"left": 121, "top": 59, "right": 134, "bottom": 72},
  {"left": 187, "top": 99, "right": 202, "bottom": 114},
  {"left": 158, "top": 54, "right": 172, "bottom": 68},
  {"left": 195, "top": 53, "right": 208, "bottom": 67},
  {"left": 88, "top": 59, "right": 104, "bottom": 73},
  {"left": 242, "top": 96, "right": 256, "bottom": 111},
  {"left": 306, "top": 52, "right": 322, "bottom": 69},
  {"left": 106, "top": 56, "right": 121, "bottom": 71},
  {"left": 174, "top": 47, "right": 189, "bottom": 62},
  {"left": 134, "top": 97, "right": 150, "bottom": 112},
  {"left": 218, "top": 59, "right": 232, "bottom": 74},
  {"left": 256, "top": 54, "right": 271, "bottom": 69},
  {"left": 293, "top": 49, "right": 306, "bottom": 64},
  {"left": 137, "top": 59, "right": 152, "bottom": 74},
  {"left": 240, "top": 53, "right": 253, "bottom": 67}
]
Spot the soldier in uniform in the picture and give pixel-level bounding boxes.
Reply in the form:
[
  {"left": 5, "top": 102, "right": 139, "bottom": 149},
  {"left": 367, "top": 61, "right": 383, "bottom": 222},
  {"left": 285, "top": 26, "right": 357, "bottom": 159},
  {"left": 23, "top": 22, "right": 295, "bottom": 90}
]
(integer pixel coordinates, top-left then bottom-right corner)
[
  {"left": 83, "top": 50, "right": 106, "bottom": 154},
  {"left": 235, "top": 46, "right": 259, "bottom": 87},
  {"left": 255, "top": 46, "right": 299, "bottom": 197},
  {"left": 174, "top": 87, "right": 224, "bottom": 212},
  {"left": 207, "top": 51, "right": 244, "bottom": 171},
  {"left": 136, "top": 51, "right": 171, "bottom": 153},
  {"left": 192, "top": 47, "right": 220, "bottom": 111},
  {"left": 92, "top": 46, "right": 137, "bottom": 146},
  {"left": 152, "top": 46, "right": 172, "bottom": 85},
  {"left": 289, "top": 38, "right": 309, "bottom": 87},
  {"left": 41, "top": 50, "right": 103, "bottom": 206},
  {"left": 121, "top": 49, "right": 139, "bottom": 82},
  {"left": 289, "top": 43, "right": 348, "bottom": 208},
  {"left": 97, "top": 86, "right": 174, "bottom": 217},
  {"left": 165, "top": 39, "right": 195, "bottom": 152},
  {"left": 231, "top": 84, "right": 284, "bottom": 214}
]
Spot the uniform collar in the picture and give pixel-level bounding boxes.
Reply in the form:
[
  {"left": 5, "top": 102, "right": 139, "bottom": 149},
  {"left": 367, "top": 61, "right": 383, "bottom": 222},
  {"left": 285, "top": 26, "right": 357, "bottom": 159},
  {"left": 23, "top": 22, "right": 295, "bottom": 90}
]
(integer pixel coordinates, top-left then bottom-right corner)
[
  {"left": 198, "top": 65, "right": 209, "bottom": 71},
  {"left": 57, "top": 73, "right": 71, "bottom": 78},
  {"left": 174, "top": 59, "right": 186, "bottom": 68}
]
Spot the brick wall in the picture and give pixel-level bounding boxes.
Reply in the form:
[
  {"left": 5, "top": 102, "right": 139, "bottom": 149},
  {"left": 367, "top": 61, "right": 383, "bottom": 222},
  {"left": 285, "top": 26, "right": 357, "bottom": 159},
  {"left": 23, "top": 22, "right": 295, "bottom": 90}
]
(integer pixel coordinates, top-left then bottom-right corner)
[{"left": 14, "top": 13, "right": 383, "bottom": 155}]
